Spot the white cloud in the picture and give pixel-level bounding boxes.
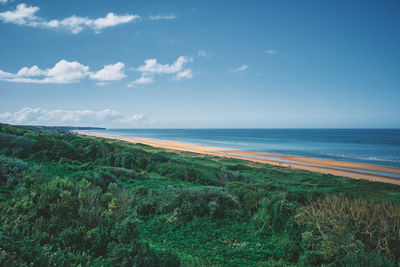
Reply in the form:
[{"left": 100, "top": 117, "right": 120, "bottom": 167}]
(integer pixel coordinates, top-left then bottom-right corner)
[
  {"left": 117, "top": 114, "right": 145, "bottom": 124},
  {"left": 17, "top": 65, "right": 44, "bottom": 76},
  {"left": 58, "top": 13, "right": 140, "bottom": 34},
  {"left": 0, "top": 3, "right": 38, "bottom": 24},
  {"left": 90, "top": 62, "right": 126, "bottom": 81},
  {"left": 0, "top": 0, "right": 9, "bottom": 3},
  {"left": 127, "top": 76, "right": 154, "bottom": 88},
  {"left": 231, "top": 65, "right": 248, "bottom": 72},
  {"left": 175, "top": 68, "right": 193, "bottom": 80},
  {"left": 129, "top": 56, "right": 194, "bottom": 87},
  {"left": 91, "top": 13, "right": 138, "bottom": 30},
  {"left": 0, "top": 4, "right": 140, "bottom": 33},
  {"left": 0, "top": 69, "right": 16, "bottom": 79},
  {"left": 148, "top": 14, "right": 176, "bottom": 20},
  {"left": 0, "top": 59, "right": 126, "bottom": 84},
  {"left": 265, "top": 50, "right": 277, "bottom": 54},
  {"left": 137, "top": 56, "right": 193, "bottom": 75},
  {"left": 44, "top": 60, "right": 89, "bottom": 83},
  {"left": 0, "top": 107, "right": 146, "bottom": 126}
]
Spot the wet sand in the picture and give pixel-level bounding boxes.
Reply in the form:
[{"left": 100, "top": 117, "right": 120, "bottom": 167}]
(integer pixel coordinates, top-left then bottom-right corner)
[{"left": 76, "top": 131, "right": 400, "bottom": 185}]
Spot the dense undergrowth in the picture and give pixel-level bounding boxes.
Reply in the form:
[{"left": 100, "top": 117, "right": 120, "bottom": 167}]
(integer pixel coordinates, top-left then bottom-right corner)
[{"left": 1, "top": 123, "right": 400, "bottom": 266}]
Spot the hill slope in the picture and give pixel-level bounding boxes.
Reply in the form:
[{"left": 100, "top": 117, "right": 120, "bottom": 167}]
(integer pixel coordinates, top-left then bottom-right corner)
[{"left": 1, "top": 123, "right": 399, "bottom": 266}]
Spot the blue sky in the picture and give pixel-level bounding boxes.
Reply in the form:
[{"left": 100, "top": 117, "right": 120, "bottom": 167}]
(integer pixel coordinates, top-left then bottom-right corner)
[{"left": 0, "top": 0, "right": 399, "bottom": 128}]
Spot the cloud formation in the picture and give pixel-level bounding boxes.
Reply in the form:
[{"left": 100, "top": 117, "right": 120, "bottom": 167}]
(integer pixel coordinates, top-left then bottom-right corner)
[
  {"left": 230, "top": 65, "right": 248, "bottom": 72},
  {"left": 0, "top": 3, "right": 140, "bottom": 33},
  {"left": 265, "top": 50, "right": 277, "bottom": 54},
  {"left": 0, "top": 108, "right": 146, "bottom": 126},
  {"left": 0, "top": 60, "right": 126, "bottom": 84},
  {"left": 90, "top": 62, "right": 126, "bottom": 81},
  {"left": 148, "top": 14, "right": 177, "bottom": 20},
  {"left": 175, "top": 68, "right": 193, "bottom": 80},
  {"left": 128, "top": 56, "right": 193, "bottom": 87},
  {"left": 127, "top": 76, "right": 154, "bottom": 88}
]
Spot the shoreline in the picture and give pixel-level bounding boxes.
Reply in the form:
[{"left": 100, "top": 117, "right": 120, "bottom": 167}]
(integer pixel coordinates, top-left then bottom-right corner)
[{"left": 75, "top": 131, "right": 400, "bottom": 185}]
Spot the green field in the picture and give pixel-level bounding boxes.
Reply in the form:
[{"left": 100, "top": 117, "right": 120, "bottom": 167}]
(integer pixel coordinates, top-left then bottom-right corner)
[{"left": 1, "top": 123, "right": 399, "bottom": 266}]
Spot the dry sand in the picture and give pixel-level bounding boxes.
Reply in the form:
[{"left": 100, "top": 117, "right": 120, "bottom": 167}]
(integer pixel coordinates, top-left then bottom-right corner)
[{"left": 76, "top": 131, "right": 400, "bottom": 185}]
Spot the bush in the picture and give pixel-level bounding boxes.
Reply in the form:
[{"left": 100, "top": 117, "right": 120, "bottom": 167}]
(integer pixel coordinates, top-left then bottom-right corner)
[
  {"left": 111, "top": 152, "right": 136, "bottom": 169},
  {"left": 155, "top": 249, "right": 180, "bottom": 267},
  {"left": 226, "top": 182, "right": 278, "bottom": 214},
  {"left": 0, "top": 132, "right": 34, "bottom": 157},
  {"left": 33, "top": 135, "right": 82, "bottom": 161},
  {"left": 0, "top": 176, "right": 166, "bottom": 265},
  {"left": 296, "top": 194, "right": 400, "bottom": 264},
  {"left": 165, "top": 187, "right": 241, "bottom": 224},
  {"left": 251, "top": 195, "right": 298, "bottom": 234},
  {"left": 0, "top": 156, "right": 28, "bottom": 188},
  {"left": 149, "top": 152, "right": 170, "bottom": 163}
]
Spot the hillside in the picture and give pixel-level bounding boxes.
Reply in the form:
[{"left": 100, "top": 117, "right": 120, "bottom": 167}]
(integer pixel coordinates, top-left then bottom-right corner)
[{"left": 1, "top": 123, "right": 399, "bottom": 266}]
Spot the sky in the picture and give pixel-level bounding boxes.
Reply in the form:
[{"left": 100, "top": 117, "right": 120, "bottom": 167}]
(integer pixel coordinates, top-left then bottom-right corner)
[{"left": 0, "top": 0, "right": 399, "bottom": 128}]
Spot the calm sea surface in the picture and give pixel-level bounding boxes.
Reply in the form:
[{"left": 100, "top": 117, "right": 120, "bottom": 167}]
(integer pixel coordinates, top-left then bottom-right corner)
[{"left": 83, "top": 129, "right": 400, "bottom": 168}]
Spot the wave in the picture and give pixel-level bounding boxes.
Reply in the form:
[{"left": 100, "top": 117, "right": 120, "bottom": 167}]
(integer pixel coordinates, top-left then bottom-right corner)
[
  {"left": 190, "top": 139, "right": 249, "bottom": 146},
  {"left": 319, "top": 153, "right": 400, "bottom": 163}
]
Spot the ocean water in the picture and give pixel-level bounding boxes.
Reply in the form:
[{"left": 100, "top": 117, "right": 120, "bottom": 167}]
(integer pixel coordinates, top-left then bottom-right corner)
[{"left": 83, "top": 129, "right": 400, "bottom": 169}]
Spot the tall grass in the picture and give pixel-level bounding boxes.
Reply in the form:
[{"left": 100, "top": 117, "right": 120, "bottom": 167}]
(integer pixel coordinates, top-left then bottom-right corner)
[{"left": 296, "top": 194, "right": 400, "bottom": 263}]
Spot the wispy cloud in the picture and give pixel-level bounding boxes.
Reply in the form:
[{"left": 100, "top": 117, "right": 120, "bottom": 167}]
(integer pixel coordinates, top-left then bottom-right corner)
[
  {"left": 127, "top": 76, "right": 154, "bottom": 88},
  {"left": 0, "top": 108, "right": 146, "bottom": 126},
  {"left": 0, "top": 3, "right": 140, "bottom": 33},
  {"left": 128, "top": 56, "right": 193, "bottom": 87},
  {"left": 265, "top": 49, "right": 277, "bottom": 54},
  {"left": 0, "top": 60, "right": 126, "bottom": 84},
  {"left": 136, "top": 56, "right": 193, "bottom": 75},
  {"left": 230, "top": 65, "right": 248, "bottom": 72},
  {"left": 197, "top": 49, "right": 207, "bottom": 57},
  {"left": 148, "top": 14, "right": 177, "bottom": 20}
]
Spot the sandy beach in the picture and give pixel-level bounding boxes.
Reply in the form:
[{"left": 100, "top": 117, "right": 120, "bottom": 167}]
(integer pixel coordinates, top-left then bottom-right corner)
[{"left": 76, "top": 131, "right": 400, "bottom": 185}]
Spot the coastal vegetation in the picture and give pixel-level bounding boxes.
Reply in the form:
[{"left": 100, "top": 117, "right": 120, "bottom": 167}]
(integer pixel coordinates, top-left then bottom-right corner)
[{"left": 1, "top": 123, "right": 400, "bottom": 266}]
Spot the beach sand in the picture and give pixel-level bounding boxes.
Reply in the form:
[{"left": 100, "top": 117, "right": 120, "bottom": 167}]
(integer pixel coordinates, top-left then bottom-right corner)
[{"left": 76, "top": 131, "right": 400, "bottom": 185}]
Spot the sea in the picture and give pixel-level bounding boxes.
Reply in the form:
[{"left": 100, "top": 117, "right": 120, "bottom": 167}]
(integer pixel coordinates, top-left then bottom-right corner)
[{"left": 82, "top": 128, "right": 400, "bottom": 169}]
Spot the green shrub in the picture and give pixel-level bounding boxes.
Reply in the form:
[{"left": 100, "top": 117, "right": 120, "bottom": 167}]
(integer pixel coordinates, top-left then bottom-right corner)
[
  {"left": 155, "top": 249, "right": 180, "bottom": 267},
  {"left": 0, "top": 132, "right": 34, "bottom": 157},
  {"left": 33, "top": 135, "right": 82, "bottom": 161},
  {"left": 0, "top": 176, "right": 166, "bottom": 265},
  {"left": 296, "top": 194, "right": 400, "bottom": 264},
  {"left": 165, "top": 187, "right": 241, "bottom": 224},
  {"left": 149, "top": 152, "right": 170, "bottom": 163},
  {"left": 112, "top": 152, "right": 136, "bottom": 169},
  {"left": 226, "top": 182, "right": 279, "bottom": 214},
  {"left": 0, "top": 156, "right": 28, "bottom": 188}
]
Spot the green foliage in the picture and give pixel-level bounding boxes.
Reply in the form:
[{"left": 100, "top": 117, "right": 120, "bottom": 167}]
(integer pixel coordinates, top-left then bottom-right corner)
[
  {"left": 109, "top": 151, "right": 129, "bottom": 167},
  {"left": 1, "top": 123, "right": 400, "bottom": 266},
  {"left": 0, "top": 230, "right": 112, "bottom": 266},
  {"left": 0, "top": 155, "right": 28, "bottom": 188},
  {"left": 164, "top": 187, "right": 242, "bottom": 224},
  {"left": 0, "top": 132, "right": 34, "bottom": 157},
  {"left": 33, "top": 135, "right": 82, "bottom": 161},
  {"left": 0, "top": 173, "right": 169, "bottom": 265},
  {"left": 226, "top": 182, "right": 282, "bottom": 214},
  {"left": 296, "top": 194, "right": 400, "bottom": 265}
]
